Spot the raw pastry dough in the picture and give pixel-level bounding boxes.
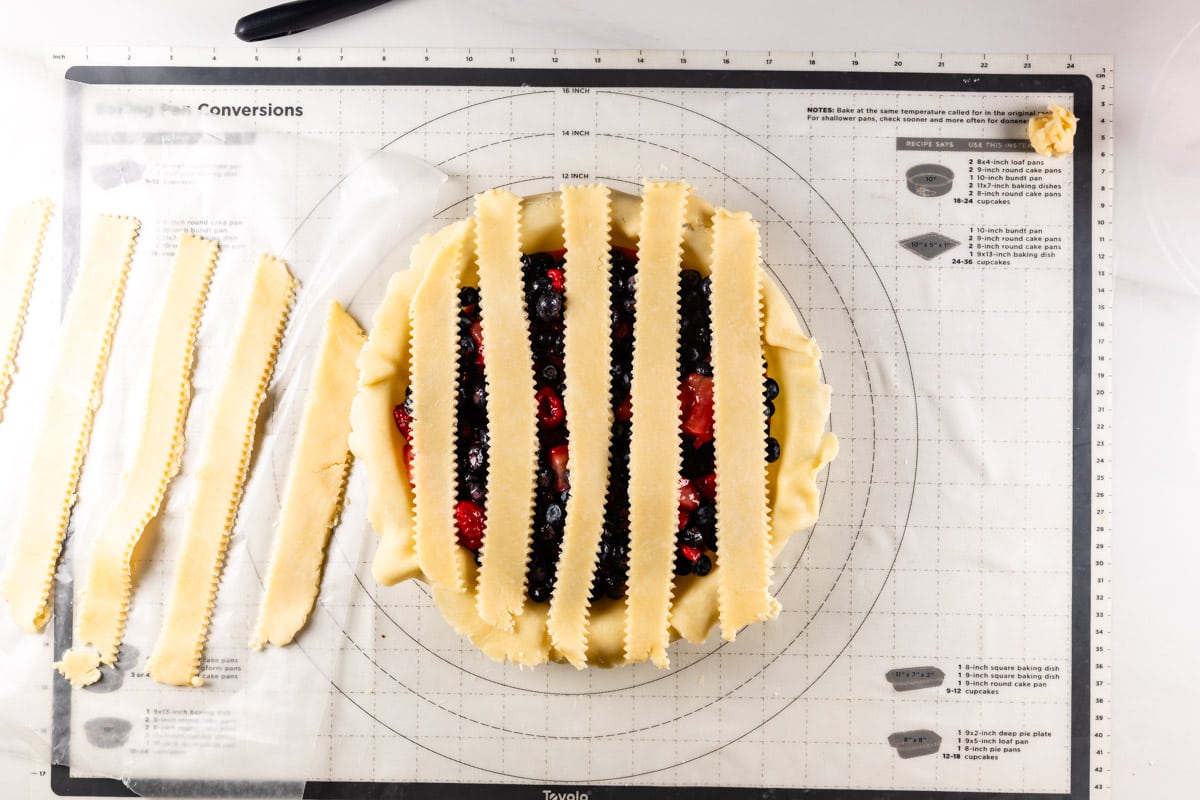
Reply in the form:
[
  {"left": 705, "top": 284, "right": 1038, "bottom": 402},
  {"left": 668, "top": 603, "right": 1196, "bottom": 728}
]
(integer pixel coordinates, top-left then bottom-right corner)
[
  {"left": 545, "top": 185, "right": 614, "bottom": 668},
  {"left": 623, "top": 181, "right": 689, "bottom": 668},
  {"left": 1, "top": 214, "right": 139, "bottom": 633},
  {"left": 0, "top": 199, "right": 52, "bottom": 421},
  {"left": 66, "top": 232, "right": 218, "bottom": 671},
  {"left": 1028, "top": 104, "right": 1078, "bottom": 157},
  {"left": 146, "top": 254, "right": 296, "bottom": 686},
  {"left": 54, "top": 648, "right": 101, "bottom": 688},
  {"left": 473, "top": 189, "right": 539, "bottom": 630},
  {"left": 350, "top": 184, "right": 838, "bottom": 667},
  {"left": 708, "top": 209, "right": 779, "bottom": 639},
  {"left": 251, "top": 301, "right": 364, "bottom": 649}
]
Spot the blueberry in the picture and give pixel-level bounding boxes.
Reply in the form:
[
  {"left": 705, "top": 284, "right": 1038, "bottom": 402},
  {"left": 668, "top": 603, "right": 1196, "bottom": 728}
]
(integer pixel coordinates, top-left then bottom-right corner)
[
  {"left": 693, "top": 362, "right": 713, "bottom": 378},
  {"left": 621, "top": 294, "right": 637, "bottom": 316},
  {"left": 764, "top": 376, "right": 780, "bottom": 401},
  {"left": 764, "top": 399, "right": 776, "bottom": 418},
  {"left": 472, "top": 383, "right": 487, "bottom": 410},
  {"left": 690, "top": 503, "right": 716, "bottom": 532},
  {"left": 534, "top": 292, "right": 564, "bottom": 323},
  {"left": 673, "top": 553, "right": 693, "bottom": 576},
  {"left": 765, "top": 436, "right": 781, "bottom": 463},
  {"left": 544, "top": 502, "right": 564, "bottom": 526},
  {"left": 459, "top": 333, "right": 476, "bottom": 357},
  {"left": 680, "top": 269, "right": 702, "bottom": 292},
  {"left": 465, "top": 443, "right": 486, "bottom": 473},
  {"left": 700, "top": 276, "right": 712, "bottom": 297},
  {"left": 463, "top": 479, "right": 486, "bottom": 503},
  {"left": 458, "top": 286, "right": 480, "bottom": 308},
  {"left": 680, "top": 345, "right": 701, "bottom": 369},
  {"left": 528, "top": 583, "right": 552, "bottom": 603},
  {"left": 538, "top": 362, "right": 561, "bottom": 386},
  {"left": 529, "top": 275, "right": 553, "bottom": 296},
  {"left": 693, "top": 554, "right": 712, "bottom": 576},
  {"left": 679, "top": 526, "right": 705, "bottom": 548}
]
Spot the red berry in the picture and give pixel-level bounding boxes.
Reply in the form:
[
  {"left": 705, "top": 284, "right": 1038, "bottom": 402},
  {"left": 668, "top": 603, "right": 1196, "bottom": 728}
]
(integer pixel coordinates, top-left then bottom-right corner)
[
  {"left": 392, "top": 403, "right": 413, "bottom": 441},
  {"left": 615, "top": 394, "right": 632, "bottom": 421},
  {"left": 678, "top": 510, "right": 689, "bottom": 531},
  {"left": 696, "top": 472, "right": 717, "bottom": 500},
  {"left": 535, "top": 385, "right": 566, "bottom": 429},
  {"left": 678, "top": 476, "right": 701, "bottom": 511},
  {"left": 548, "top": 444, "right": 570, "bottom": 493},
  {"left": 455, "top": 500, "right": 486, "bottom": 551},
  {"left": 680, "top": 545, "right": 703, "bottom": 563},
  {"left": 547, "top": 268, "right": 565, "bottom": 292},
  {"left": 469, "top": 319, "right": 485, "bottom": 366},
  {"left": 680, "top": 372, "right": 714, "bottom": 443}
]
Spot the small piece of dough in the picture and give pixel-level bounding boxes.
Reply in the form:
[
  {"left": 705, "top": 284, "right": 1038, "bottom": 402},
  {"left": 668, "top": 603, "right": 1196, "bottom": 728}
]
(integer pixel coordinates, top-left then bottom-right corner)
[
  {"left": 68, "top": 232, "right": 218, "bottom": 669},
  {"left": 146, "top": 254, "right": 296, "bottom": 687},
  {"left": 251, "top": 301, "right": 364, "bottom": 649},
  {"left": 0, "top": 199, "right": 52, "bottom": 421},
  {"left": 1, "top": 214, "right": 139, "bottom": 633},
  {"left": 623, "top": 181, "right": 689, "bottom": 668},
  {"left": 709, "top": 209, "right": 780, "bottom": 640},
  {"left": 473, "top": 189, "right": 539, "bottom": 630},
  {"left": 54, "top": 649, "right": 101, "bottom": 688},
  {"left": 1028, "top": 104, "right": 1078, "bottom": 157}
]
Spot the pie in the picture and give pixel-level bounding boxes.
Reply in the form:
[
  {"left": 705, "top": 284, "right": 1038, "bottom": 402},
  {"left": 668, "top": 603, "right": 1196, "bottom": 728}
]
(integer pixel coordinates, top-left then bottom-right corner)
[{"left": 349, "top": 181, "right": 836, "bottom": 668}]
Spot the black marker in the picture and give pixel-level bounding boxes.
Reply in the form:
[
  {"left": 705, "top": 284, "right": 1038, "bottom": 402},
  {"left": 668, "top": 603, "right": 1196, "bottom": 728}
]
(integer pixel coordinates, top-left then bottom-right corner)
[{"left": 235, "top": 0, "right": 397, "bottom": 43}]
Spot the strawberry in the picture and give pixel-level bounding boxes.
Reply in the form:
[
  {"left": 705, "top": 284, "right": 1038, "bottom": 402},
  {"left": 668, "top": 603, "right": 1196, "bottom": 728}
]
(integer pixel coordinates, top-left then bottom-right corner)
[
  {"left": 696, "top": 472, "right": 717, "bottom": 501},
  {"left": 678, "top": 476, "right": 701, "bottom": 511},
  {"left": 469, "top": 318, "right": 484, "bottom": 366},
  {"left": 548, "top": 444, "right": 570, "bottom": 493},
  {"left": 680, "top": 545, "right": 703, "bottom": 563},
  {"left": 392, "top": 402, "right": 413, "bottom": 441},
  {"left": 680, "top": 372, "right": 715, "bottom": 444},
  {"left": 547, "top": 268, "right": 565, "bottom": 292},
  {"left": 615, "top": 394, "right": 632, "bottom": 421},
  {"left": 535, "top": 386, "right": 566, "bottom": 429}
]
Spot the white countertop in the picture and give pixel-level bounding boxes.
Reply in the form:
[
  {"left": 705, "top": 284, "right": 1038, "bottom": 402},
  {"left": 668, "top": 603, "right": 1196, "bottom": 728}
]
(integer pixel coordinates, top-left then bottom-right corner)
[{"left": 2, "top": 1, "right": 1198, "bottom": 797}]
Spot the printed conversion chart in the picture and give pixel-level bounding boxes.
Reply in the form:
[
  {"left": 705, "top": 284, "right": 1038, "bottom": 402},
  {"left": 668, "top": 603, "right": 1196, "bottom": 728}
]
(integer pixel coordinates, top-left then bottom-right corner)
[{"left": 37, "top": 47, "right": 1112, "bottom": 800}]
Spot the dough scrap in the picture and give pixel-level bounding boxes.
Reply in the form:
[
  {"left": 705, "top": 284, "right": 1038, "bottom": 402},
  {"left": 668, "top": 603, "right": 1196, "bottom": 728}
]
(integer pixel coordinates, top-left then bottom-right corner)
[
  {"left": 146, "top": 254, "right": 296, "bottom": 686},
  {"left": 473, "top": 189, "right": 539, "bottom": 630},
  {"left": 0, "top": 199, "right": 52, "bottom": 421},
  {"left": 54, "top": 648, "right": 101, "bottom": 688},
  {"left": 67, "top": 232, "right": 218, "bottom": 669},
  {"left": 708, "top": 209, "right": 779, "bottom": 639},
  {"left": 251, "top": 300, "right": 364, "bottom": 649},
  {"left": 546, "top": 184, "right": 614, "bottom": 668},
  {"left": 1, "top": 214, "right": 139, "bottom": 633},
  {"left": 622, "top": 181, "right": 690, "bottom": 668},
  {"left": 1028, "top": 104, "right": 1078, "bottom": 157}
]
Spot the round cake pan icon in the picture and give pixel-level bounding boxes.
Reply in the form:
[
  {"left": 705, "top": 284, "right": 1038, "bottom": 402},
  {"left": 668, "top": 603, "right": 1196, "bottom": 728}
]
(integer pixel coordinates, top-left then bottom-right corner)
[{"left": 906, "top": 164, "right": 954, "bottom": 197}]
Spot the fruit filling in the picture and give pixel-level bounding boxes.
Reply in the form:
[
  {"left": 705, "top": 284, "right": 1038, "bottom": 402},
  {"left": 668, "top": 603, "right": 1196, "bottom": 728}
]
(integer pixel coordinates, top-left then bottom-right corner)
[
  {"left": 522, "top": 252, "right": 570, "bottom": 603},
  {"left": 391, "top": 249, "right": 781, "bottom": 604}
]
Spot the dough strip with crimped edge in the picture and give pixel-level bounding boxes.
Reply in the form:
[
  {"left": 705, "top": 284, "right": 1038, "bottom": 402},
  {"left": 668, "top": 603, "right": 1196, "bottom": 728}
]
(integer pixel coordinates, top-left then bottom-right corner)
[
  {"left": 473, "top": 189, "right": 539, "bottom": 630},
  {"left": 623, "top": 181, "right": 690, "bottom": 668},
  {"left": 546, "top": 184, "right": 615, "bottom": 668},
  {"left": 251, "top": 301, "right": 364, "bottom": 650},
  {"left": 410, "top": 222, "right": 472, "bottom": 595},
  {"left": 0, "top": 199, "right": 52, "bottom": 422},
  {"left": 146, "top": 253, "right": 295, "bottom": 686},
  {"left": 1, "top": 213, "right": 139, "bottom": 633},
  {"left": 708, "top": 209, "right": 780, "bottom": 639},
  {"left": 61, "top": 232, "right": 218, "bottom": 679}
]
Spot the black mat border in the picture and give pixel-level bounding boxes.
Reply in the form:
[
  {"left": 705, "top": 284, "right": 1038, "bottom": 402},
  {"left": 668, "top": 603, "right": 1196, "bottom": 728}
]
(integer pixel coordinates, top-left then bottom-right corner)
[{"left": 51, "top": 65, "right": 1094, "bottom": 800}]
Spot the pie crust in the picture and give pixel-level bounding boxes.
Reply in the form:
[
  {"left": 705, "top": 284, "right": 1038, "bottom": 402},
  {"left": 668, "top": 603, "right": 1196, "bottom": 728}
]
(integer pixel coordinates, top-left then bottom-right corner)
[
  {"left": 350, "top": 182, "right": 837, "bottom": 668},
  {"left": 147, "top": 254, "right": 296, "bottom": 686},
  {"left": 2, "top": 214, "right": 139, "bottom": 633},
  {"left": 251, "top": 300, "right": 364, "bottom": 649},
  {"left": 0, "top": 199, "right": 52, "bottom": 422}
]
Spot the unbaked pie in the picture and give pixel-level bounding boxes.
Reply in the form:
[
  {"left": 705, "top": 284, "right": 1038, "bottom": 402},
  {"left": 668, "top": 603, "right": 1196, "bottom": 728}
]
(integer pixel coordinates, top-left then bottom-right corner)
[{"left": 349, "top": 181, "right": 836, "bottom": 668}]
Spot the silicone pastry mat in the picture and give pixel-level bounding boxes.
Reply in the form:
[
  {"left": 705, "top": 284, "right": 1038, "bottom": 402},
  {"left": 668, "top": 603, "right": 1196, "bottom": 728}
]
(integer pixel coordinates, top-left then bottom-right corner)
[{"left": 40, "top": 48, "right": 1112, "bottom": 799}]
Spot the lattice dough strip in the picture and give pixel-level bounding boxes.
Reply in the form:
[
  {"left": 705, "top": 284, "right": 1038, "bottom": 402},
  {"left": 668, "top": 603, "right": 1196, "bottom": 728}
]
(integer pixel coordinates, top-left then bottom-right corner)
[
  {"left": 623, "top": 181, "right": 690, "bottom": 668},
  {"left": 708, "top": 209, "right": 779, "bottom": 639},
  {"left": 146, "top": 254, "right": 296, "bottom": 687},
  {"left": 0, "top": 199, "right": 52, "bottom": 421},
  {"left": 547, "top": 184, "right": 614, "bottom": 668},
  {"left": 252, "top": 301, "right": 364, "bottom": 649},
  {"left": 64, "top": 232, "right": 219, "bottom": 675},
  {"left": 473, "top": 188, "right": 539, "bottom": 630},
  {"left": 410, "top": 222, "right": 471, "bottom": 594},
  {"left": 1, "top": 213, "right": 138, "bottom": 633}
]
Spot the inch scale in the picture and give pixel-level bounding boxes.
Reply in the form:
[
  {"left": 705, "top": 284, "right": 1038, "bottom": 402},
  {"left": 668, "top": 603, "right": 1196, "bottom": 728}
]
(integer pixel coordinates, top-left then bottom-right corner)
[{"left": 44, "top": 46, "right": 1113, "bottom": 800}]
